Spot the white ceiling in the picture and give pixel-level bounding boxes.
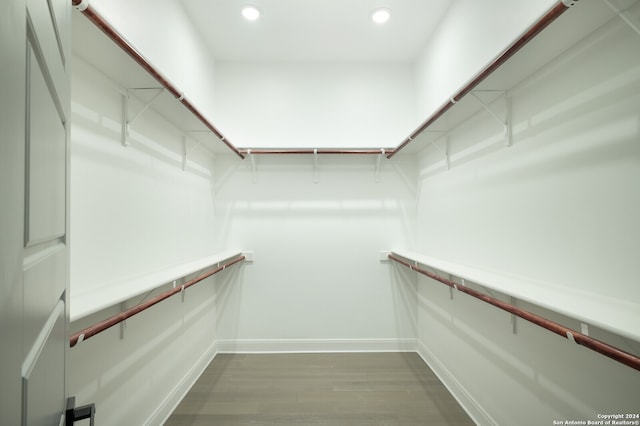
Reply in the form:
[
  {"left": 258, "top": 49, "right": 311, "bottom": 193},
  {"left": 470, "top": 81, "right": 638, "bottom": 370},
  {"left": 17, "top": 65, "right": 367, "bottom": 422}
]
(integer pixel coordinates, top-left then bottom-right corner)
[{"left": 180, "top": 0, "right": 454, "bottom": 63}]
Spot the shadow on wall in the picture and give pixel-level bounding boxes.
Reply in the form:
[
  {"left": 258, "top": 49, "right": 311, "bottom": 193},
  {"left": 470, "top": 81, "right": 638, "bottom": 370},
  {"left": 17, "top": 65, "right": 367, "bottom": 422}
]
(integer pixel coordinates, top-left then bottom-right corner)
[
  {"left": 72, "top": 98, "right": 214, "bottom": 182},
  {"left": 412, "top": 12, "right": 640, "bottom": 300},
  {"left": 417, "top": 274, "right": 640, "bottom": 423},
  {"left": 69, "top": 274, "right": 221, "bottom": 425},
  {"left": 70, "top": 76, "right": 221, "bottom": 291},
  {"left": 211, "top": 153, "right": 419, "bottom": 255},
  {"left": 389, "top": 261, "right": 418, "bottom": 340},
  {"left": 214, "top": 262, "right": 246, "bottom": 347},
  {"left": 213, "top": 154, "right": 418, "bottom": 194},
  {"left": 419, "top": 14, "right": 640, "bottom": 181}
]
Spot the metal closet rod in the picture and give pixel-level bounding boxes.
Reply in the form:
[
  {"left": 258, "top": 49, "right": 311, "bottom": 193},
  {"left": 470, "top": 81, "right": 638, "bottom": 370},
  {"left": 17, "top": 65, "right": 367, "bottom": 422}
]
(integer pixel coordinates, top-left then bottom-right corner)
[
  {"left": 69, "top": 255, "right": 246, "bottom": 348},
  {"left": 240, "top": 148, "right": 396, "bottom": 155},
  {"left": 388, "top": 0, "right": 573, "bottom": 158},
  {"left": 388, "top": 254, "right": 640, "bottom": 372},
  {"left": 71, "top": 0, "right": 245, "bottom": 159}
]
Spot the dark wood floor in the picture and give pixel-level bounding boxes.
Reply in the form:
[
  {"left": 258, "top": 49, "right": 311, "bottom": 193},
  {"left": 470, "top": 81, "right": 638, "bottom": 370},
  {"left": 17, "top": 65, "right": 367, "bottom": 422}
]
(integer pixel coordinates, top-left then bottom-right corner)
[{"left": 165, "top": 352, "right": 475, "bottom": 426}]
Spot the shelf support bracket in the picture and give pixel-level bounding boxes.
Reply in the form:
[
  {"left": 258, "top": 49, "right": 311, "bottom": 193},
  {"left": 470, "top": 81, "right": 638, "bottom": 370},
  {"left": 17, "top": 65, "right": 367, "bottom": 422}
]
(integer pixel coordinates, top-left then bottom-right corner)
[
  {"left": 604, "top": 0, "right": 640, "bottom": 37},
  {"left": 448, "top": 274, "right": 454, "bottom": 300},
  {"left": 505, "top": 93, "right": 513, "bottom": 147},
  {"left": 470, "top": 90, "right": 512, "bottom": 147},
  {"left": 248, "top": 149, "right": 257, "bottom": 183},
  {"left": 182, "top": 135, "right": 187, "bottom": 171},
  {"left": 121, "top": 93, "right": 128, "bottom": 146},
  {"left": 445, "top": 137, "right": 451, "bottom": 171},
  {"left": 313, "top": 149, "right": 319, "bottom": 184},
  {"left": 581, "top": 322, "right": 589, "bottom": 336},
  {"left": 510, "top": 296, "right": 517, "bottom": 334},
  {"left": 181, "top": 133, "right": 202, "bottom": 172},
  {"left": 122, "top": 87, "right": 165, "bottom": 147},
  {"left": 119, "top": 302, "right": 127, "bottom": 340},
  {"left": 423, "top": 130, "right": 446, "bottom": 154},
  {"left": 422, "top": 131, "right": 450, "bottom": 170},
  {"left": 375, "top": 149, "right": 385, "bottom": 182}
]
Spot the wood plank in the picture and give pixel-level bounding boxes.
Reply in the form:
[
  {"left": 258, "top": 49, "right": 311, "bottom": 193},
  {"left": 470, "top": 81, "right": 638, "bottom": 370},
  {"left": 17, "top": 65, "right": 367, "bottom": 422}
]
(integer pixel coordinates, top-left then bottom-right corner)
[{"left": 166, "top": 353, "right": 474, "bottom": 426}]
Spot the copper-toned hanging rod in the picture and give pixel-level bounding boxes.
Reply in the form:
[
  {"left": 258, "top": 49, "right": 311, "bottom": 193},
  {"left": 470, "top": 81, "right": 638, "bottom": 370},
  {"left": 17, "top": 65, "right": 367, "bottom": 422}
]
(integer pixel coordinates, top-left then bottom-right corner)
[
  {"left": 73, "top": 0, "right": 573, "bottom": 158},
  {"left": 388, "top": 253, "right": 640, "bottom": 372},
  {"left": 388, "top": 0, "right": 572, "bottom": 158},
  {"left": 71, "top": 0, "right": 244, "bottom": 159},
  {"left": 69, "top": 255, "right": 245, "bottom": 347},
  {"left": 240, "top": 148, "right": 395, "bottom": 155}
]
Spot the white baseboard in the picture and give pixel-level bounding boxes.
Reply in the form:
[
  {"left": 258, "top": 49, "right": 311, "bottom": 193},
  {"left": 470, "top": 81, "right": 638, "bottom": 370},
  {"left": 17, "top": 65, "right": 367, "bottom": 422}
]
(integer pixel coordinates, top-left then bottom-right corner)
[
  {"left": 416, "top": 340, "right": 495, "bottom": 426},
  {"left": 216, "top": 338, "right": 417, "bottom": 353},
  {"left": 147, "top": 338, "right": 494, "bottom": 426},
  {"left": 145, "top": 340, "right": 219, "bottom": 426}
]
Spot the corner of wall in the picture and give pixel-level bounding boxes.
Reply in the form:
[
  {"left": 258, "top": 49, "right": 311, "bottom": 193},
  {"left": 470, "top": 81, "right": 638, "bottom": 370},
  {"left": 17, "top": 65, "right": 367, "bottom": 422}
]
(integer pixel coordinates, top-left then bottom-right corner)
[
  {"left": 145, "top": 339, "right": 219, "bottom": 426},
  {"left": 416, "top": 340, "right": 496, "bottom": 426}
]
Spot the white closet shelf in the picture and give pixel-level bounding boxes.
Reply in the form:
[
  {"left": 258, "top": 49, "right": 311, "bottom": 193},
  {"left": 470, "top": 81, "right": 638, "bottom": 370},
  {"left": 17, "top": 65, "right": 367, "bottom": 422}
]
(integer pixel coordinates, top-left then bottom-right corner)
[
  {"left": 394, "top": 0, "right": 625, "bottom": 155},
  {"left": 391, "top": 250, "right": 640, "bottom": 342},
  {"left": 70, "top": 250, "right": 245, "bottom": 322},
  {"left": 73, "top": 1, "right": 631, "bottom": 158},
  {"left": 71, "top": 7, "right": 239, "bottom": 157}
]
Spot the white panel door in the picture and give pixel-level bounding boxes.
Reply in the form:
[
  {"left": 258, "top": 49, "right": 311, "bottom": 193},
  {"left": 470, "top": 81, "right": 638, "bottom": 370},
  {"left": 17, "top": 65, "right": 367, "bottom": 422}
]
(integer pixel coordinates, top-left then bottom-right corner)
[
  {"left": 0, "top": 0, "right": 70, "bottom": 423},
  {"left": 0, "top": 0, "right": 29, "bottom": 424}
]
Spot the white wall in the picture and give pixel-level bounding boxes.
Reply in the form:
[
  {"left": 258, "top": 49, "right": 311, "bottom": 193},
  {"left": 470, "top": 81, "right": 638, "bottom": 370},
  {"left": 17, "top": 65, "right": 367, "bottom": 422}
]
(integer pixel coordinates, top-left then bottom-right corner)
[
  {"left": 69, "top": 55, "right": 226, "bottom": 424},
  {"left": 214, "top": 62, "right": 418, "bottom": 149},
  {"left": 414, "top": 8, "right": 640, "bottom": 425},
  {"left": 70, "top": 57, "right": 219, "bottom": 295},
  {"left": 414, "top": 0, "right": 557, "bottom": 121},
  {"left": 213, "top": 154, "right": 418, "bottom": 351}
]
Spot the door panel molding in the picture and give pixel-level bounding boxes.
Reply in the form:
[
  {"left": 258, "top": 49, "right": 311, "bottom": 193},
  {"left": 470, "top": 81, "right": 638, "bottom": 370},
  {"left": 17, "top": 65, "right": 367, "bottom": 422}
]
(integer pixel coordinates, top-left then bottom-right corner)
[
  {"left": 25, "top": 29, "right": 67, "bottom": 246},
  {"left": 21, "top": 298, "right": 66, "bottom": 426}
]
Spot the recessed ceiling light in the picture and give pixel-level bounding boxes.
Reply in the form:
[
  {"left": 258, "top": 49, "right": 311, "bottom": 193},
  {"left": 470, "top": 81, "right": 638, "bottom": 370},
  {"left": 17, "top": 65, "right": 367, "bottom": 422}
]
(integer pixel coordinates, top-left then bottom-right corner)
[
  {"left": 371, "top": 7, "right": 391, "bottom": 24},
  {"left": 242, "top": 5, "right": 260, "bottom": 21}
]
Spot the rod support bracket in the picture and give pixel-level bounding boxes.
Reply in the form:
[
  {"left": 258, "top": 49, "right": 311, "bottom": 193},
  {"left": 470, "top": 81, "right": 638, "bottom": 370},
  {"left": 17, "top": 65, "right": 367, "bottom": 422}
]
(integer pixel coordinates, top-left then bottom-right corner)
[
  {"left": 74, "top": 0, "right": 89, "bottom": 11},
  {"left": 375, "top": 149, "right": 385, "bottom": 182},
  {"left": 242, "top": 251, "right": 255, "bottom": 262},
  {"left": 562, "top": 0, "right": 580, "bottom": 7}
]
